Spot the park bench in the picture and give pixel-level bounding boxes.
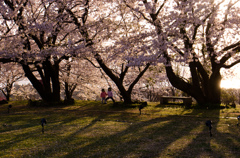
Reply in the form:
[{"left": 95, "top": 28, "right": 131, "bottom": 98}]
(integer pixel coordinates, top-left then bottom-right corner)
[{"left": 160, "top": 96, "right": 192, "bottom": 106}]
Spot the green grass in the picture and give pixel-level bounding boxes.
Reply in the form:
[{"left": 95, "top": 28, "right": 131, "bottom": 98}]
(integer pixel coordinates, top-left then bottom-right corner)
[{"left": 1, "top": 101, "right": 240, "bottom": 158}]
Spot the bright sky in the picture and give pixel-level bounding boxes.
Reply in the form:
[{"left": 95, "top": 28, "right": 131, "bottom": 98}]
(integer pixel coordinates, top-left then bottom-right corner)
[
  {"left": 221, "top": 79, "right": 240, "bottom": 89},
  {"left": 221, "top": 65, "right": 240, "bottom": 89}
]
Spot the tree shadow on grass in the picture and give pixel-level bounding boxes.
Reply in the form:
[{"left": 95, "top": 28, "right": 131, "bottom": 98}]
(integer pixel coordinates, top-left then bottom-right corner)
[
  {"left": 66, "top": 108, "right": 222, "bottom": 158},
  {"left": 176, "top": 113, "right": 240, "bottom": 157},
  {"left": 42, "top": 108, "right": 220, "bottom": 158},
  {"left": 10, "top": 105, "right": 239, "bottom": 158},
  {"left": 212, "top": 118, "right": 240, "bottom": 156},
  {"left": 17, "top": 113, "right": 109, "bottom": 157},
  {"left": 0, "top": 115, "right": 53, "bottom": 156}
]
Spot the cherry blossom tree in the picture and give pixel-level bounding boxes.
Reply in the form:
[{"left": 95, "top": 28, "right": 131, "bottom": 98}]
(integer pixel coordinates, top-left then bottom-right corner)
[
  {"left": 64, "top": 0, "right": 158, "bottom": 104},
  {"left": 0, "top": 63, "right": 24, "bottom": 101},
  {"left": 12, "top": 83, "right": 40, "bottom": 101},
  {"left": 124, "top": 0, "right": 240, "bottom": 107},
  {"left": 2, "top": 0, "right": 239, "bottom": 108},
  {"left": 59, "top": 58, "right": 102, "bottom": 103},
  {"left": 0, "top": 0, "right": 83, "bottom": 103},
  {"left": 60, "top": 59, "right": 79, "bottom": 103}
]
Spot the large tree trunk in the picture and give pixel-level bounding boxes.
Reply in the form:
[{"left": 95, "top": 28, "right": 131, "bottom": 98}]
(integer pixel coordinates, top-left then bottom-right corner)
[
  {"left": 5, "top": 86, "right": 11, "bottom": 101},
  {"left": 206, "top": 71, "right": 221, "bottom": 105},
  {"left": 165, "top": 63, "right": 221, "bottom": 108},
  {"left": 21, "top": 60, "right": 61, "bottom": 104},
  {"left": 114, "top": 80, "right": 132, "bottom": 104}
]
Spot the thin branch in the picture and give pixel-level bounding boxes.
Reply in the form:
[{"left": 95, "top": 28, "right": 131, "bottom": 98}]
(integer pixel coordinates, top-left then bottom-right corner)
[
  {"left": 222, "top": 59, "right": 240, "bottom": 69},
  {"left": 84, "top": 57, "right": 100, "bottom": 68},
  {"left": 171, "top": 43, "right": 184, "bottom": 56},
  {"left": 123, "top": 0, "right": 153, "bottom": 24},
  {"left": 222, "top": 41, "right": 240, "bottom": 52},
  {"left": 155, "top": 0, "right": 167, "bottom": 17},
  {"left": 128, "top": 63, "right": 150, "bottom": 93}
]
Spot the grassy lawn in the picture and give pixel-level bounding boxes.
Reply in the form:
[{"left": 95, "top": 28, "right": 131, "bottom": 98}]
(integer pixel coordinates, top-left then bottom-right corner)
[{"left": 1, "top": 101, "right": 240, "bottom": 158}]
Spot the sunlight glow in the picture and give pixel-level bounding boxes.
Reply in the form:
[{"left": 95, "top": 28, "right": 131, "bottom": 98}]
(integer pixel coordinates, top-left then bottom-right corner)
[{"left": 221, "top": 79, "right": 240, "bottom": 89}]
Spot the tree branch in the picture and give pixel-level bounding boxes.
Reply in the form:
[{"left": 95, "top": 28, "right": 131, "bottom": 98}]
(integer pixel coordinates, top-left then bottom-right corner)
[
  {"left": 84, "top": 57, "right": 100, "bottom": 68},
  {"left": 171, "top": 43, "right": 184, "bottom": 56},
  {"left": 128, "top": 63, "right": 150, "bottom": 94},
  {"left": 123, "top": 0, "right": 153, "bottom": 24},
  {"left": 222, "top": 41, "right": 240, "bottom": 52},
  {"left": 119, "top": 63, "right": 129, "bottom": 84},
  {"left": 222, "top": 59, "right": 240, "bottom": 69}
]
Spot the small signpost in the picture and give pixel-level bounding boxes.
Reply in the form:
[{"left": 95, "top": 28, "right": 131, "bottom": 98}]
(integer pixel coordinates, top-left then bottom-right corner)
[
  {"left": 139, "top": 102, "right": 147, "bottom": 115},
  {"left": 139, "top": 104, "right": 143, "bottom": 115},
  {"left": 206, "top": 120, "right": 212, "bottom": 137},
  {"left": 8, "top": 105, "right": 12, "bottom": 114},
  {"left": 41, "top": 118, "right": 47, "bottom": 134},
  {"left": 237, "top": 115, "right": 240, "bottom": 126}
]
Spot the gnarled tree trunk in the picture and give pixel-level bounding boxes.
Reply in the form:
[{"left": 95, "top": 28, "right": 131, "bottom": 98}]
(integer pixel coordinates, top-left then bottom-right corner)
[
  {"left": 21, "top": 59, "right": 61, "bottom": 104},
  {"left": 165, "top": 61, "right": 221, "bottom": 108}
]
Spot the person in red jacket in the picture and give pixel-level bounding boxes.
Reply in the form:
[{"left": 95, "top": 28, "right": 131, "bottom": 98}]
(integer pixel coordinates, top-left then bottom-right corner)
[{"left": 100, "top": 89, "right": 107, "bottom": 104}]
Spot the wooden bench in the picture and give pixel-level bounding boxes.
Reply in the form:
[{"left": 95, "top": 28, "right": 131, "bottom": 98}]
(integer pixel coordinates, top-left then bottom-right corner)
[{"left": 160, "top": 96, "right": 192, "bottom": 106}]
